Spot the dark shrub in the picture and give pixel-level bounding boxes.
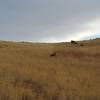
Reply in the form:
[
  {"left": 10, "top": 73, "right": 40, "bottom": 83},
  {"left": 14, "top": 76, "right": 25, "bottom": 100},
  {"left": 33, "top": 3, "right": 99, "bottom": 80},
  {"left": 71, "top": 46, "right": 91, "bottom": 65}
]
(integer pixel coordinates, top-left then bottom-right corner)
[{"left": 71, "top": 40, "right": 78, "bottom": 44}]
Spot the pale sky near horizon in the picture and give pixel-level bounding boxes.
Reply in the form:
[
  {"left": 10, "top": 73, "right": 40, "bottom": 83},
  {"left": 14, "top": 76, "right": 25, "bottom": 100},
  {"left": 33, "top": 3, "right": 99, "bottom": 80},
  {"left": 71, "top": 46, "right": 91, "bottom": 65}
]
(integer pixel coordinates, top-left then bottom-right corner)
[{"left": 0, "top": 0, "right": 100, "bottom": 42}]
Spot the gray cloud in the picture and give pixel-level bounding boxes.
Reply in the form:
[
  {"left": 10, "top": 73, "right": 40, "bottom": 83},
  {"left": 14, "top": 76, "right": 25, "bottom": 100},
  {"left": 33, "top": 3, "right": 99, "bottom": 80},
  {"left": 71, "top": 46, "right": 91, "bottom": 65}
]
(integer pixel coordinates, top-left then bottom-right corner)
[{"left": 0, "top": 0, "right": 100, "bottom": 42}]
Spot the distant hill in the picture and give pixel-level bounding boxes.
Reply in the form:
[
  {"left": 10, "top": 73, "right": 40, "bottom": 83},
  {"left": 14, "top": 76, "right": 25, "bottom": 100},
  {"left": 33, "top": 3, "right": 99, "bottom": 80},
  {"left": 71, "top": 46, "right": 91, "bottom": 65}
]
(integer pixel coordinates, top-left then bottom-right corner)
[{"left": 0, "top": 39, "right": 100, "bottom": 100}]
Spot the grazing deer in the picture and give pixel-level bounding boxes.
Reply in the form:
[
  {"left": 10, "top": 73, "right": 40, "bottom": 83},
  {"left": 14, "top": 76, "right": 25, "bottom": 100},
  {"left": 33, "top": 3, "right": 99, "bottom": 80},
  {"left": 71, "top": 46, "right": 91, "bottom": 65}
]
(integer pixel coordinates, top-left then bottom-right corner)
[{"left": 50, "top": 52, "right": 56, "bottom": 57}]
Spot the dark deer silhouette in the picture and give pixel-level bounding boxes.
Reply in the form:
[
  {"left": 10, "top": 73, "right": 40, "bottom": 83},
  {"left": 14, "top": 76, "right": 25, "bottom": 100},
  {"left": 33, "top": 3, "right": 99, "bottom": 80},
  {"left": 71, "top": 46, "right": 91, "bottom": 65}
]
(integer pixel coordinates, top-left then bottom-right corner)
[{"left": 50, "top": 52, "right": 56, "bottom": 57}]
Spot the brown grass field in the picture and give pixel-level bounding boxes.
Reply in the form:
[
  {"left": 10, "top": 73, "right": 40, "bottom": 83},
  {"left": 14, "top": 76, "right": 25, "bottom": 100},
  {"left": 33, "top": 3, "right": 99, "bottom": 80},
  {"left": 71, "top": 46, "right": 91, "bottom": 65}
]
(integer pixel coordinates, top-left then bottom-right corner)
[{"left": 0, "top": 39, "right": 100, "bottom": 100}]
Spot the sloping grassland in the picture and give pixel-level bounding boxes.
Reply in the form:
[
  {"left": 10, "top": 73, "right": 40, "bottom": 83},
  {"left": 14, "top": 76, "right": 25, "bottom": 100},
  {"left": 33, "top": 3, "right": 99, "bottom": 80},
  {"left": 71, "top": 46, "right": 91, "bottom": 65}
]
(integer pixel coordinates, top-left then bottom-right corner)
[{"left": 0, "top": 39, "right": 100, "bottom": 100}]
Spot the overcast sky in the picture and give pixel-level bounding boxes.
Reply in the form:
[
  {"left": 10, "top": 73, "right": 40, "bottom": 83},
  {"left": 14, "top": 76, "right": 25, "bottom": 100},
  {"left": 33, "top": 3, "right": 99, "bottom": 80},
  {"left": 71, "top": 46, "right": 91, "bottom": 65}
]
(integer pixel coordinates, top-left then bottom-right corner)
[{"left": 0, "top": 0, "right": 100, "bottom": 42}]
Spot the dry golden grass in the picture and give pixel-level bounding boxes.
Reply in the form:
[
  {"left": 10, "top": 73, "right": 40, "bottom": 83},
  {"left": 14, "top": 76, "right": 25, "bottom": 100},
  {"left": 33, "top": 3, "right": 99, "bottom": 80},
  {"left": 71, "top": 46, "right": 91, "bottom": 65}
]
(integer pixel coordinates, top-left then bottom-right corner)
[{"left": 0, "top": 39, "right": 100, "bottom": 100}]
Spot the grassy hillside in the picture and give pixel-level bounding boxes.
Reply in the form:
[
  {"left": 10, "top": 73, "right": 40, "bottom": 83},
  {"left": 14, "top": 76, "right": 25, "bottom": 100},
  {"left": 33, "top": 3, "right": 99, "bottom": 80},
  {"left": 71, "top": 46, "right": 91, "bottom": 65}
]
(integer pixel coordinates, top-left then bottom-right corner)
[{"left": 0, "top": 39, "right": 100, "bottom": 100}]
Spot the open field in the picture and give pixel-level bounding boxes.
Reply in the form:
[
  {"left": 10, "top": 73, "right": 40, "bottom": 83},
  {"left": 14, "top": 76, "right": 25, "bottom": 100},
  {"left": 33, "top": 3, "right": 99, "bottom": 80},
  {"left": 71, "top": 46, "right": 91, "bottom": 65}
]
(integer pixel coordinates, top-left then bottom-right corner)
[{"left": 0, "top": 39, "right": 100, "bottom": 100}]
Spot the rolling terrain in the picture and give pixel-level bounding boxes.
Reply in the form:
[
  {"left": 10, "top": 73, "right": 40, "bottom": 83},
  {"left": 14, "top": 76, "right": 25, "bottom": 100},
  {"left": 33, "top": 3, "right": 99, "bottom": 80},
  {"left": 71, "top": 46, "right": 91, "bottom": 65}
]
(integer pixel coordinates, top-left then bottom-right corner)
[{"left": 0, "top": 39, "right": 100, "bottom": 100}]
